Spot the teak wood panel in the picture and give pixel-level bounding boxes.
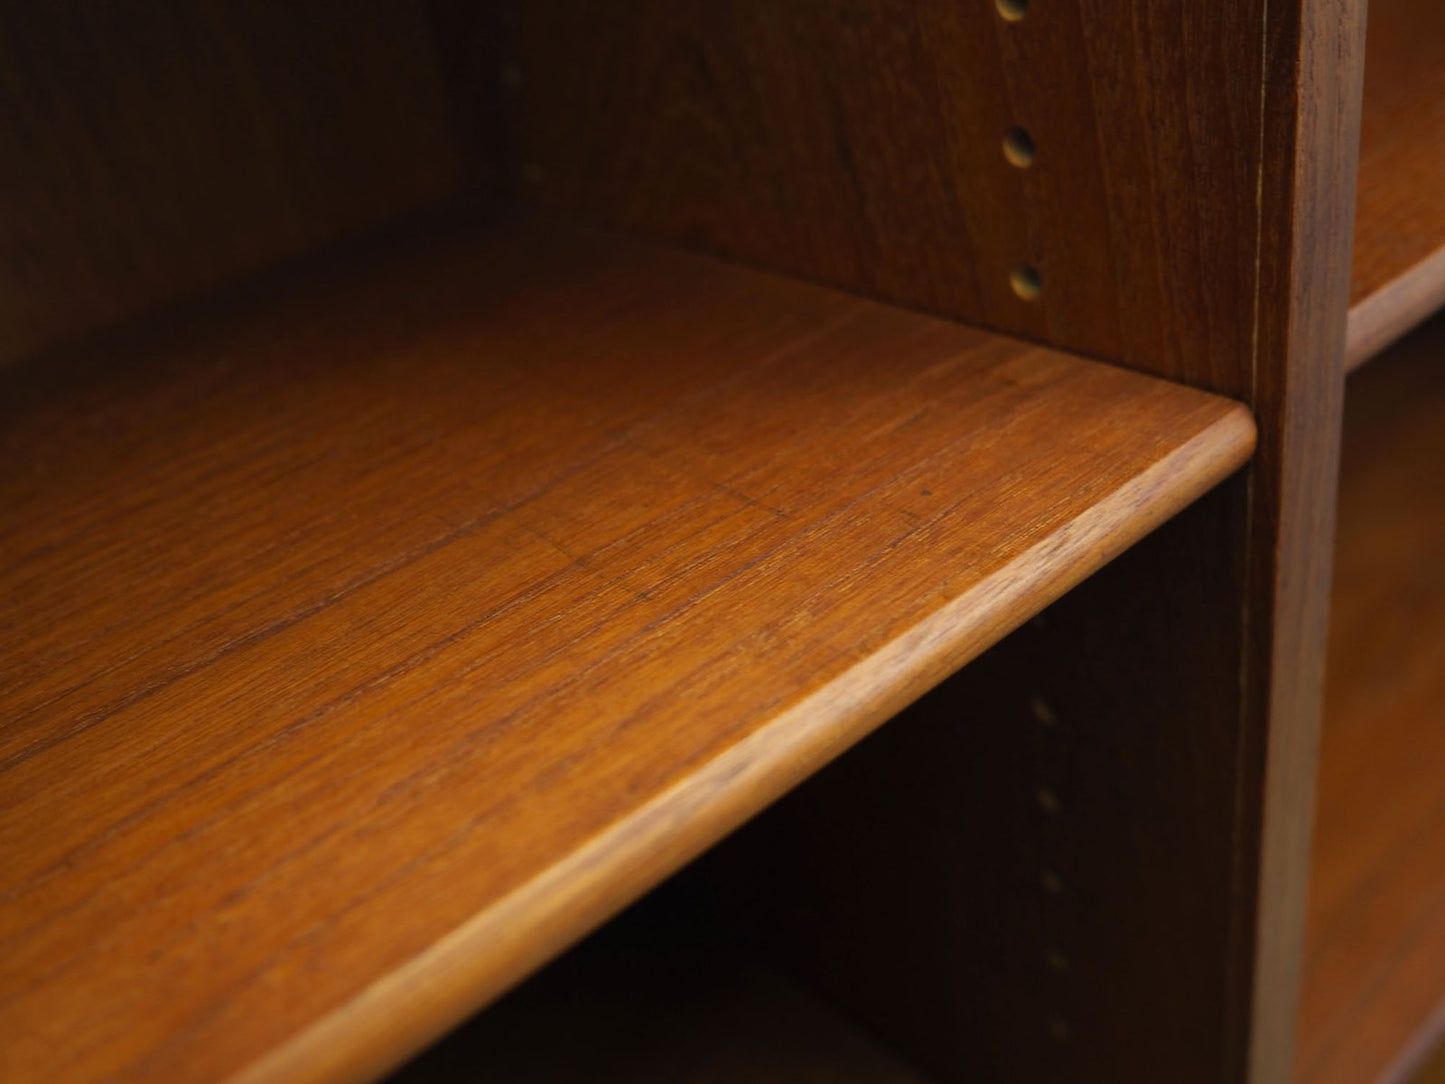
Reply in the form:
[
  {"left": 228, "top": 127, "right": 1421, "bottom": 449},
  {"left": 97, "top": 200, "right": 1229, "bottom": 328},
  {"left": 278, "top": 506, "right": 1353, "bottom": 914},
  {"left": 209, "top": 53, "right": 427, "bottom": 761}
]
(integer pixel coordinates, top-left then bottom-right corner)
[
  {"left": 0, "top": 213, "right": 1254, "bottom": 1084},
  {"left": 1240, "top": 2, "right": 1365, "bottom": 1078},
  {"left": 1297, "top": 318, "right": 1445, "bottom": 1084},
  {"left": 496, "top": 0, "right": 1264, "bottom": 389},
  {"left": 1345, "top": 0, "right": 1445, "bottom": 368},
  {"left": 0, "top": 0, "right": 462, "bottom": 369}
]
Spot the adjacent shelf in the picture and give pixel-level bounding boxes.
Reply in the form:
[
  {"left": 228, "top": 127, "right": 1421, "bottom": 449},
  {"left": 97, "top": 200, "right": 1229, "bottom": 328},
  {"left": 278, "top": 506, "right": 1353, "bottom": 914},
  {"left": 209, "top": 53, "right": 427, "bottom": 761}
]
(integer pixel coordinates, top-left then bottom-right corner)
[
  {"left": 0, "top": 210, "right": 1254, "bottom": 1083},
  {"left": 1297, "top": 315, "right": 1445, "bottom": 1083},
  {"left": 1346, "top": 0, "right": 1445, "bottom": 369}
]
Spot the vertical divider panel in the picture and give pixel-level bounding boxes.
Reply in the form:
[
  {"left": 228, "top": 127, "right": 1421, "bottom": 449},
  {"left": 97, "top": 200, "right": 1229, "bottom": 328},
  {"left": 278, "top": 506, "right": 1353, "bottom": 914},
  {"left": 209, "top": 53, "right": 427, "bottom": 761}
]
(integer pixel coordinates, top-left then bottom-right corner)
[{"left": 1247, "top": 0, "right": 1367, "bottom": 1078}]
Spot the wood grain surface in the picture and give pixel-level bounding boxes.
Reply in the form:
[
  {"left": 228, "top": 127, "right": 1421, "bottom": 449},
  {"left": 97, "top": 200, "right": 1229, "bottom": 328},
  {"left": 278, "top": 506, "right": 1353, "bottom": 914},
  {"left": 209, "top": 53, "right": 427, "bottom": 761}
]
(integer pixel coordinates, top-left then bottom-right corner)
[
  {"left": 493, "top": 0, "right": 1264, "bottom": 388},
  {"left": 0, "top": 0, "right": 462, "bottom": 369},
  {"left": 1242, "top": 1, "right": 1366, "bottom": 1077},
  {"left": 1297, "top": 316, "right": 1445, "bottom": 1084},
  {"left": 0, "top": 211, "right": 1254, "bottom": 1084},
  {"left": 1346, "top": 0, "right": 1445, "bottom": 369}
]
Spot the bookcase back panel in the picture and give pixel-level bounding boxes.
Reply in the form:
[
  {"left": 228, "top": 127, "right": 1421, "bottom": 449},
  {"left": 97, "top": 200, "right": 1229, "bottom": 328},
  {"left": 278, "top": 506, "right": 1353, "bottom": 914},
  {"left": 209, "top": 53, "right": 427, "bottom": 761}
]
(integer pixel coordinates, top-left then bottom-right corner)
[
  {"left": 0, "top": 0, "right": 465, "bottom": 369},
  {"left": 498, "top": 0, "right": 1264, "bottom": 394}
]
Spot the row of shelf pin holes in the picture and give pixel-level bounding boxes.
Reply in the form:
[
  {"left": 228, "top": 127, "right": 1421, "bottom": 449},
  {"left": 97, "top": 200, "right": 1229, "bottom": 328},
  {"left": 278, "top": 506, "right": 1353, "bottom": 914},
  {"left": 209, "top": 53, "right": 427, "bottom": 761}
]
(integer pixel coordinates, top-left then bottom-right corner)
[
  {"left": 1028, "top": 604, "right": 1075, "bottom": 1052},
  {"left": 1001, "top": 0, "right": 1067, "bottom": 1015},
  {"left": 1033, "top": 686, "right": 1073, "bottom": 1047},
  {"left": 998, "top": 0, "right": 1042, "bottom": 303}
]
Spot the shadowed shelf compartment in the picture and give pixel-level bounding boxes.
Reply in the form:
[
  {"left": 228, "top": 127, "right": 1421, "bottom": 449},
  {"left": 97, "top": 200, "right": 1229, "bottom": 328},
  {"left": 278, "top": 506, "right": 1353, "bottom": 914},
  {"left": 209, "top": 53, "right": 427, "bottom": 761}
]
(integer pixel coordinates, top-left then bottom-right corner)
[
  {"left": 0, "top": 209, "right": 1253, "bottom": 1084},
  {"left": 1297, "top": 316, "right": 1445, "bottom": 1084},
  {"left": 389, "top": 877, "right": 932, "bottom": 1084}
]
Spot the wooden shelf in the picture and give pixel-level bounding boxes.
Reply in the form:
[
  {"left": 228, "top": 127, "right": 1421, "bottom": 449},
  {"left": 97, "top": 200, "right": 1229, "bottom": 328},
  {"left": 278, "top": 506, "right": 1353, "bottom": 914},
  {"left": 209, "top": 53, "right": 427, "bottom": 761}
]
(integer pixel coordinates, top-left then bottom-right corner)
[
  {"left": 1346, "top": 0, "right": 1445, "bottom": 369},
  {"left": 0, "top": 209, "right": 1254, "bottom": 1084},
  {"left": 1297, "top": 315, "right": 1445, "bottom": 1083},
  {"left": 391, "top": 882, "right": 931, "bottom": 1083}
]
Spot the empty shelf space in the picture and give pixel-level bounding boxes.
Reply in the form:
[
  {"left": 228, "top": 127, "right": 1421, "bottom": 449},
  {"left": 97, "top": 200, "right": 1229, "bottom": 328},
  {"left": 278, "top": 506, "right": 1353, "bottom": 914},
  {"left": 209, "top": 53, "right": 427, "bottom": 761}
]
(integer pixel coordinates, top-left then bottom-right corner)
[
  {"left": 1297, "top": 316, "right": 1445, "bottom": 1084},
  {"left": 390, "top": 881, "right": 930, "bottom": 1084},
  {"left": 0, "top": 209, "right": 1255, "bottom": 1083},
  {"left": 1346, "top": 0, "right": 1445, "bottom": 368}
]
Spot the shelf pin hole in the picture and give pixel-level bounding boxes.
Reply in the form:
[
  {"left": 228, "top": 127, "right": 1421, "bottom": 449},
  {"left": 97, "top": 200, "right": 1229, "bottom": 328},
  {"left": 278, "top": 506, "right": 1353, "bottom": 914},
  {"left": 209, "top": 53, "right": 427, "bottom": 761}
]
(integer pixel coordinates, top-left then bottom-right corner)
[
  {"left": 1030, "top": 693, "right": 1057, "bottom": 725},
  {"left": 1004, "top": 127, "right": 1036, "bottom": 168},
  {"left": 1010, "top": 264, "right": 1043, "bottom": 301}
]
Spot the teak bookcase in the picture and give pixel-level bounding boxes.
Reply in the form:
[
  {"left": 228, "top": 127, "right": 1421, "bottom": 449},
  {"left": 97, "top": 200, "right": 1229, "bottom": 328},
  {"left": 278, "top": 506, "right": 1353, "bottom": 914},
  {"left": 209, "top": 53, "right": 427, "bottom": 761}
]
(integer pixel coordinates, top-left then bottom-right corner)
[{"left": 0, "top": 1, "right": 1440, "bottom": 1082}]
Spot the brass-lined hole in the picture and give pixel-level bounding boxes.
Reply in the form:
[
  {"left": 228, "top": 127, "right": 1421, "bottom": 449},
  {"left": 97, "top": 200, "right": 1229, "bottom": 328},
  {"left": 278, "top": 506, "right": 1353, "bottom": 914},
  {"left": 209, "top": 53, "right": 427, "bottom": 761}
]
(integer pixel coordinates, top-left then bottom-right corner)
[
  {"left": 1036, "top": 785, "right": 1061, "bottom": 813},
  {"left": 1010, "top": 264, "right": 1043, "bottom": 301},
  {"left": 1003, "top": 126, "right": 1036, "bottom": 167},
  {"left": 996, "top": 0, "right": 1029, "bottom": 21}
]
